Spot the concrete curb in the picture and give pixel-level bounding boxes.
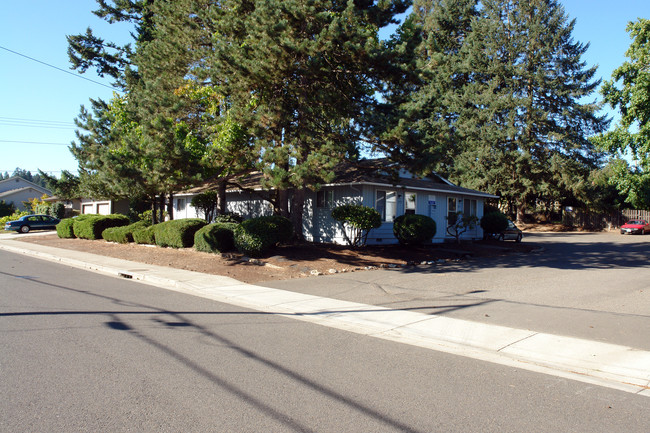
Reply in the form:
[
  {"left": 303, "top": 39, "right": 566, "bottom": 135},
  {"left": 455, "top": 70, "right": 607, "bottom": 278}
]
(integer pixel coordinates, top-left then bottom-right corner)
[{"left": 1, "top": 238, "right": 648, "bottom": 397}]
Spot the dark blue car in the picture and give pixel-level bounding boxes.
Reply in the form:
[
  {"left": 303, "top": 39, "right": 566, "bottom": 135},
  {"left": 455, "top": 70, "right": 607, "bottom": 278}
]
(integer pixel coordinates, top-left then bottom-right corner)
[{"left": 4, "top": 214, "right": 60, "bottom": 233}]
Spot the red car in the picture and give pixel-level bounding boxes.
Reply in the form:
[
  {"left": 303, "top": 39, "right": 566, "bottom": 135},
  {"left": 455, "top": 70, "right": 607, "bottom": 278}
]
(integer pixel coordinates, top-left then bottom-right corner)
[{"left": 620, "top": 219, "right": 650, "bottom": 235}]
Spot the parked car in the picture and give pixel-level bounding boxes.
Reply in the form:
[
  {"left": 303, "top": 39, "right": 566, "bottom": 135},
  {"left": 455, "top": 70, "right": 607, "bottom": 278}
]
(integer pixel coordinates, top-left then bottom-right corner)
[
  {"left": 497, "top": 220, "right": 523, "bottom": 242},
  {"left": 4, "top": 214, "right": 60, "bottom": 233},
  {"left": 620, "top": 219, "right": 650, "bottom": 235}
]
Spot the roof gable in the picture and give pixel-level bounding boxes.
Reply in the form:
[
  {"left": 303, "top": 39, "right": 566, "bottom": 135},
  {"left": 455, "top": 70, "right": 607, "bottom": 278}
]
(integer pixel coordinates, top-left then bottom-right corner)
[
  {"left": 0, "top": 176, "right": 51, "bottom": 195},
  {"left": 176, "top": 159, "right": 496, "bottom": 199}
]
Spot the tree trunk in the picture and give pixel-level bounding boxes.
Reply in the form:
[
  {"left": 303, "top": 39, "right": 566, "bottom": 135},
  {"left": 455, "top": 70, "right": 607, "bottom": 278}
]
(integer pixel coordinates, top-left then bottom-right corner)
[
  {"left": 151, "top": 196, "right": 158, "bottom": 224},
  {"left": 217, "top": 180, "right": 227, "bottom": 215},
  {"left": 290, "top": 187, "right": 305, "bottom": 242},
  {"left": 516, "top": 202, "right": 525, "bottom": 224},
  {"left": 167, "top": 193, "right": 174, "bottom": 220},
  {"left": 158, "top": 194, "right": 165, "bottom": 222},
  {"left": 276, "top": 189, "right": 290, "bottom": 218}
]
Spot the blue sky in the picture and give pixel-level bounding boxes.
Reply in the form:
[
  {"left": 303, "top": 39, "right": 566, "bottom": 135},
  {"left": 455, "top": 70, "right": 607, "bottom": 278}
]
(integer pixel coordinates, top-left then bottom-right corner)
[{"left": 0, "top": 0, "right": 648, "bottom": 176}]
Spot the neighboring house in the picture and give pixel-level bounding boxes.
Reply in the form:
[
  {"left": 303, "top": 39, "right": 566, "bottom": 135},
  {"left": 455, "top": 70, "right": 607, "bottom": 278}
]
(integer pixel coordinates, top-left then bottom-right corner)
[
  {"left": 174, "top": 159, "right": 497, "bottom": 245},
  {"left": 79, "top": 198, "right": 130, "bottom": 216},
  {"left": 0, "top": 176, "right": 52, "bottom": 211},
  {"left": 43, "top": 196, "right": 83, "bottom": 217}
]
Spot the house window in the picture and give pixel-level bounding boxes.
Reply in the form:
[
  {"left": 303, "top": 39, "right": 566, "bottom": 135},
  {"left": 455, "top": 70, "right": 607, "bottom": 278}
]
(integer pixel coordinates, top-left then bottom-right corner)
[
  {"left": 405, "top": 193, "right": 416, "bottom": 214},
  {"left": 463, "top": 199, "right": 477, "bottom": 217},
  {"left": 447, "top": 197, "right": 458, "bottom": 226},
  {"left": 176, "top": 198, "right": 185, "bottom": 211},
  {"left": 376, "top": 190, "right": 397, "bottom": 222},
  {"left": 316, "top": 190, "right": 334, "bottom": 208}
]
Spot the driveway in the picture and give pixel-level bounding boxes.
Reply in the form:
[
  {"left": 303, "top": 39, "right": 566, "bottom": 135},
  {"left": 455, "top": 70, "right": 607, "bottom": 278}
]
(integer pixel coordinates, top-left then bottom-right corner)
[{"left": 262, "top": 232, "right": 650, "bottom": 350}]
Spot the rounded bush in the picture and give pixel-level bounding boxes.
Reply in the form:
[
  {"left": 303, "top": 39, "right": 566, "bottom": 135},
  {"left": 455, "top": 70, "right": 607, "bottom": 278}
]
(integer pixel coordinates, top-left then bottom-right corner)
[
  {"left": 480, "top": 211, "right": 509, "bottom": 235},
  {"left": 133, "top": 225, "right": 156, "bottom": 245},
  {"left": 214, "top": 213, "right": 243, "bottom": 224},
  {"left": 233, "top": 215, "right": 293, "bottom": 257},
  {"left": 103, "top": 221, "right": 149, "bottom": 244},
  {"left": 393, "top": 214, "right": 437, "bottom": 245},
  {"left": 73, "top": 214, "right": 130, "bottom": 240},
  {"left": 331, "top": 204, "right": 382, "bottom": 246},
  {"left": 56, "top": 218, "right": 76, "bottom": 238},
  {"left": 194, "top": 222, "right": 238, "bottom": 253},
  {"left": 154, "top": 218, "right": 207, "bottom": 248}
]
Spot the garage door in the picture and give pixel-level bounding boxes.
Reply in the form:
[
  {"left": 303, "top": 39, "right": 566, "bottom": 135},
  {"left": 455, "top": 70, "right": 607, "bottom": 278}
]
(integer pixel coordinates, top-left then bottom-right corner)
[
  {"left": 82, "top": 204, "right": 94, "bottom": 214},
  {"left": 97, "top": 203, "right": 110, "bottom": 215}
]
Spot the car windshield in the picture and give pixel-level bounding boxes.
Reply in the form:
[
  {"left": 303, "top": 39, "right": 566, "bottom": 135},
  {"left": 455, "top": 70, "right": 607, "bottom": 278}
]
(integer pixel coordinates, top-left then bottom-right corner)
[{"left": 627, "top": 220, "right": 644, "bottom": 225}]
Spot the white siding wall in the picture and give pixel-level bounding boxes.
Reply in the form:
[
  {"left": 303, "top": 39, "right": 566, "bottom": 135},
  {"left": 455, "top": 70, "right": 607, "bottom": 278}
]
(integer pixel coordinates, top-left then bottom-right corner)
[
  {"left": 1, "top": 188, "right": 46, "bottom": 211},
  {"left": 176, "top": 187, "right": 485, "bottom": 244}
]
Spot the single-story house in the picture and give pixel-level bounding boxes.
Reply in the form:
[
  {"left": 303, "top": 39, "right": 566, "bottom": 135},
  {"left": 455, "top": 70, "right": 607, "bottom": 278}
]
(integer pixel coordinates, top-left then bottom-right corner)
[
  {"left": 0, "top": 176, "right": 52, "bottom": 211},
  {"left": 174, "top": 159, "right": 497, "bottom": 244}
]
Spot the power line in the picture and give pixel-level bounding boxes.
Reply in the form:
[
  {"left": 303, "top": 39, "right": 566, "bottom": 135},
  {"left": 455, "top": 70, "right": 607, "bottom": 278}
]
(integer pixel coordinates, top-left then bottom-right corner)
[
  {"left": 0, "top": 116, "right": 75, "bottom": 126},
  {"left": 0, "top": 122, "right": 75, "bottom": 130},
  {"left": 0, "top": 140, "right": 70, "bottom": 146},
  {"left": 0, "top": 45, "right": 120, "bottom": 92}
]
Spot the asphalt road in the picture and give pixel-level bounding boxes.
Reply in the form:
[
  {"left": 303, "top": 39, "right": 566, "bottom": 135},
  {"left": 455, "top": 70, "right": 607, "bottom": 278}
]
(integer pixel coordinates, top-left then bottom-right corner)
[
  {"left": 263, "top": 232, "right": 650, "bottom": 350},
  {"left": 1, "top": 248, "right": 650, "bottom": 432}
]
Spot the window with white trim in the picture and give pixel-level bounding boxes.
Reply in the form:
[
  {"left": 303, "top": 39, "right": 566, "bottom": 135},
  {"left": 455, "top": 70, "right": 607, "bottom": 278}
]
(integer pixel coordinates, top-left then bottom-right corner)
[
  {"left": 376, "top": 190, "right": 397, "bottom": 222},
  {"left": 447, "top": 197, "right": 458, "bottom": 226},
  {"left": 405, "top": 193, "right": 416, "bottom": 214},
  {"left": 316, "top": 190, "right": 334, "bottom": 208},
  {"left": 463, "top": 199, "right": 477, "bottom": 217}
]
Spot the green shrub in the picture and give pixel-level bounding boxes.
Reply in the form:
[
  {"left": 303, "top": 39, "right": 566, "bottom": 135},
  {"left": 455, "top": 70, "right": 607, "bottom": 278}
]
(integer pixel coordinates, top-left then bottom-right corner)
[
  {"left": 214, "top": 213, "right": 243, "bottom": 224},
  {"left": 137, "top": 209, "right": 168, "bottom": 225},
  {"left": 480, "top": 211, "right": 509, "bottom": 235},
  {"left": 56, "top": 218, "right": 76, "bottom": 238},
  {"left": 154, "top": 218, "right": 207, "bottom": 248},
  {"left": 331, "top": 204, "right": 382, "bottom": 247},
  {"left": 233, "top": 215, "right": 293, "bottom": 257},
  {"left": 0, "top": 200, "right": 15, "bottom": 218},
  {"left": 49, "top": 202, "right": 66, "bottom": 219},
  {"left": 393, "top": 214, "right": 437, "bottom": 245},
  {"left": 0, "top": 211, "right": 30, "bottom": 228},
  {"left": 72, "top": 214, "right": 130, "bottom": 240},
  {"left": 133, "top": 225, "right": 156, "bottom": 244},
  {"left": 102, "top": 221, "right": 149, "bottom": 244},
  {"left": 194, "top": 222, "right": 238, "bottom": 253}
]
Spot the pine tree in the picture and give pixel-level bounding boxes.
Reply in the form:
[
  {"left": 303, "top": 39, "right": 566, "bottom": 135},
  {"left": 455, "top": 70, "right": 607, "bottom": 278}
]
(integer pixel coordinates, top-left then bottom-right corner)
[
  {"left": 376, "top": 0, "right": 478, "bottom": 176},
  {"left": 425, "top": 0, "right": 607, "bottom": 220},
  {"left": 209, "top": 0, "right": 410, "bottom": 237}
]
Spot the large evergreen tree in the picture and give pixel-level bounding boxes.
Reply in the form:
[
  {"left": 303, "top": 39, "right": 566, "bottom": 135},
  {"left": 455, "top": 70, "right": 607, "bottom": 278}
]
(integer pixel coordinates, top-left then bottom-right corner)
[
  {"left": 384, "top": 0, "right": 607, "bottom": 221},
  {"left": 456, "top": 0, "right": 607, "bottom": 220},
  {"left": 208, "top": 0, "right": 409, "bottom": 236},
  {"left": 376, "top": 0, "right": 478, "bottom": 175}
]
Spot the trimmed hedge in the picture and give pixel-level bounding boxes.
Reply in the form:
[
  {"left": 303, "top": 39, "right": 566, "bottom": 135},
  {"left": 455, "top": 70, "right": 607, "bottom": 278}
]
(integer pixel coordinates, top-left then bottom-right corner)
[
  {"left": 153, "top": 218, "right": 207, "bottom": 248},
  {"left": 233, "top": 215, "right": 293, "bottom": 257},
  {"left": 194, "top": 222, "right": 238, "bottom": 253},
  {"left": 56, "top": 218, "right": 76, "bottom": 238},
  {"left": 102, "top": 221, "right": 150, "bottom": 244},
  {"left": 72, "top": 214, "right": 130, "bottom": 240},
  {"left": 393, "top": 214, "right": 437, "bottom": 245},
  {"left": 480, "top": 211, "right": 509, "bottom": 235},
  {"left": 133, "top": 225, "right": 156, "bottom": 245}
]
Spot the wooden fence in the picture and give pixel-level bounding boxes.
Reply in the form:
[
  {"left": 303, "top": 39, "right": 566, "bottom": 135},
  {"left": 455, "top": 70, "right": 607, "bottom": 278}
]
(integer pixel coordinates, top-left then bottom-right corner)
[
  {"left": 622, "top": 209, "right": 650, "bottom": 221},
  {"left": 562, "top": 208, "right": 650, "bottom": 230}
]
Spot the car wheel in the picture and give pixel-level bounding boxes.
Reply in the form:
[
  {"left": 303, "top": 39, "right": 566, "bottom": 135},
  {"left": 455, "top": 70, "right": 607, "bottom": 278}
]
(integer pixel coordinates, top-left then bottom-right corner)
[
  {"left": 20, "top": 225, "right": 30, "bottom": 233},
  {"left": 516, "top": 234, "right": 522, "bottom": 243}
]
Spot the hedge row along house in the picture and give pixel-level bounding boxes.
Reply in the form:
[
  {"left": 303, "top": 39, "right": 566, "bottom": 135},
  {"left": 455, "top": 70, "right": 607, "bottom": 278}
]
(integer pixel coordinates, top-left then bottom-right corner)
[{"left": 172, "top": 159, "right": 497, "bottom": 244}]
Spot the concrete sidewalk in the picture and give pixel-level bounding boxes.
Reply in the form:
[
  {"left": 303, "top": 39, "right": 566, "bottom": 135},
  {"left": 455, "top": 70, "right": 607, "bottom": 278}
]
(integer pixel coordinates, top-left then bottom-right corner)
[{"left": 1, "top": 234, "right": 649, "bottom": 397}]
